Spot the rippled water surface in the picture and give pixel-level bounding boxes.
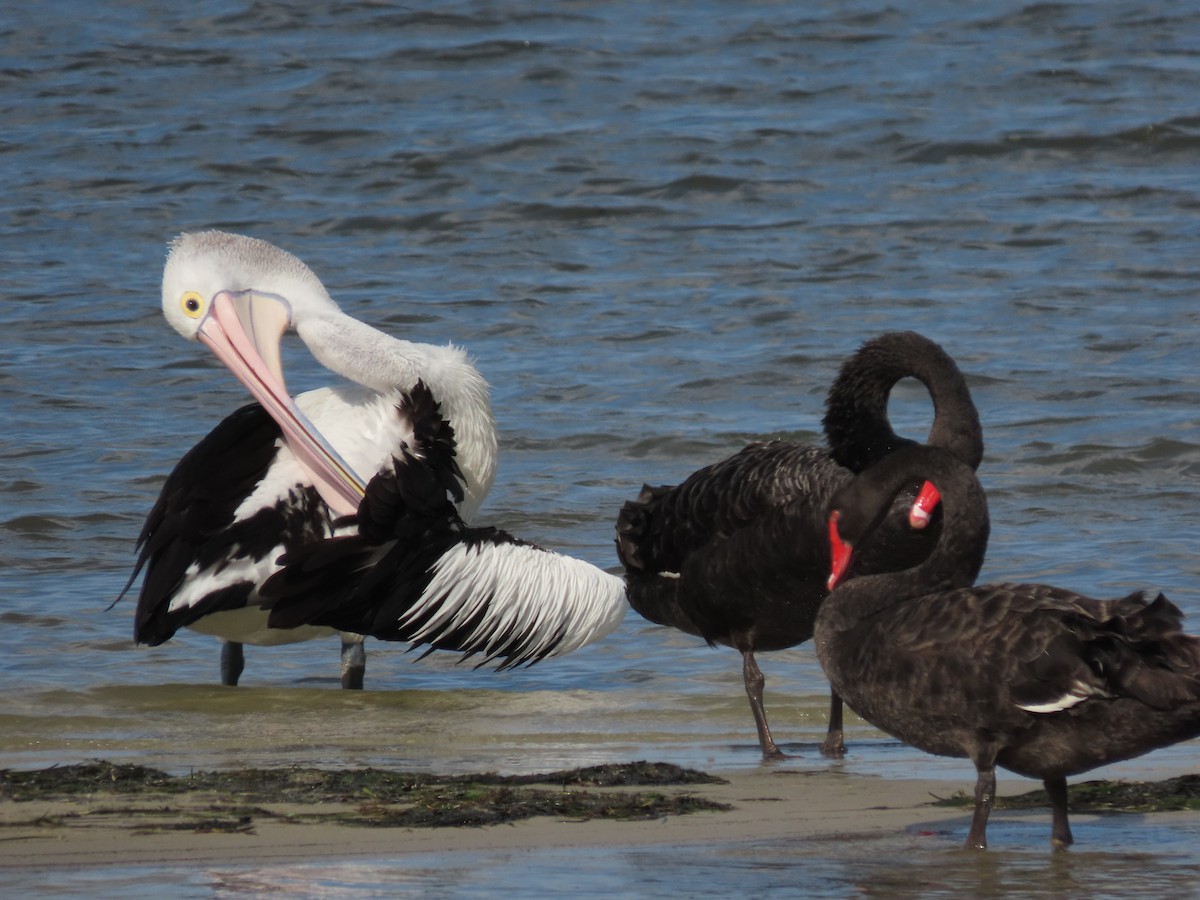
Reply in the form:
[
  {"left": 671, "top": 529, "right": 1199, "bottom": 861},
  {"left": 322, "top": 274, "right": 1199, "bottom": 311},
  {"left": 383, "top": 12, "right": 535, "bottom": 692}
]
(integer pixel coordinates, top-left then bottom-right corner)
[{"left": 4, "top": 1, "right": 1200, "bottom": 895}]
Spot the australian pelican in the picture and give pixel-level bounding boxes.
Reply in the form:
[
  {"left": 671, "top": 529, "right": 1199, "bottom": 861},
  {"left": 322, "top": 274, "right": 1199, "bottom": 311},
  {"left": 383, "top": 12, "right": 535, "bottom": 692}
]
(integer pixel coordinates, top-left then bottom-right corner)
[{"left": 120, "top": 231, "right": 621, "bottom": 686}]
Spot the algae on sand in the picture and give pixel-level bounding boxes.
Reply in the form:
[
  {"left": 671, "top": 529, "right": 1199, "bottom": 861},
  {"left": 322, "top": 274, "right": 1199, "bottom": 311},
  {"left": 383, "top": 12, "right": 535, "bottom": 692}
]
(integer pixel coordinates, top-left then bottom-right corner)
[
  {"left": 933, "top": 774, "right": 1200, "bottom": 814},
  {"left": 0, "top": 759, "right": 731, "bottom": 833}
]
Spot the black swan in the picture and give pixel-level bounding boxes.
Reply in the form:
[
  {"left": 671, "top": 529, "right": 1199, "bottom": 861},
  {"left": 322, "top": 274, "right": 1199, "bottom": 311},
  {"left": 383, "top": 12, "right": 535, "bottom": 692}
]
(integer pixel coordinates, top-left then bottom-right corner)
[
  {"left": 818, "top": 444, "right": 1200, "bottom": 849},
  {"left": 615, "top": 331, "right": 983, "bottom": 760}
]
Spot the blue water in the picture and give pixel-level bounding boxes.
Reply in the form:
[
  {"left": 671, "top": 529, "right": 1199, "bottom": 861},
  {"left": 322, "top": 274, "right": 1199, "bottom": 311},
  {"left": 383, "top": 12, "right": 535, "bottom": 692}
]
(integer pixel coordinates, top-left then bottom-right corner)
[{"left": 4, "top": 0, "right": 1200, "bottom": 894}]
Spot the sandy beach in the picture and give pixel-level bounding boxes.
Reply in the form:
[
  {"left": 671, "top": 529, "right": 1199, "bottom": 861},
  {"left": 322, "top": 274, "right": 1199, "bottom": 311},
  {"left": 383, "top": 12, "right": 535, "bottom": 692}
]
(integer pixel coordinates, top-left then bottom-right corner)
[
  {"left": 8, "top": 757, "right": 1200, "bottom": 900},
  {"left": 0, "top": 764, "right": 1115, "bottom": 871}
]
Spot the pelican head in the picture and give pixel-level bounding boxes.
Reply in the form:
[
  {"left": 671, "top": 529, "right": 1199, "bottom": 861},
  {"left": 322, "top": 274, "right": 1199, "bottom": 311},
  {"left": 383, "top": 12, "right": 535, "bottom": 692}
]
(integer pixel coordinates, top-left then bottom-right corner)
[
  {"left": 161, "top": 230, "right": 365, "bottom": 516},
  {"left": 163, "top": 230, "right": 336, "bottom": 330}
]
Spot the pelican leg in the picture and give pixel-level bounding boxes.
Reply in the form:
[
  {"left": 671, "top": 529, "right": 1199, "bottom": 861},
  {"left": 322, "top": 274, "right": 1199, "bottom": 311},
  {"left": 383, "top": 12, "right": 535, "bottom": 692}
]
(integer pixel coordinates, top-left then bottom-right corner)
[
  {"left": 742, "top": 649, "right": 785, "bottom": 761},
  {"left": 965, "top": 763, "right": 996, "bottom": 850},
  {"left": 341, "top": 634, "right": 366, "bottom": 690},
  {"left": 220, "top": 641, "right": 245, "bottom": 686},
  {"left": 1045, "top": 776, "right": 1074, "bottom": 849},
  {"left": 820, "top": 690, "right": 846, "bottom": 758}
]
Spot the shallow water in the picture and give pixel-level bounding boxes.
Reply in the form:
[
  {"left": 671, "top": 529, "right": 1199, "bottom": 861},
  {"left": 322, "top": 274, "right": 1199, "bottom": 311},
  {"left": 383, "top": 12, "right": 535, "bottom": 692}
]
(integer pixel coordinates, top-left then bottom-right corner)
[
  {"left": 4, "top": 0, "right": 1200, "bottom": 894},
  {"left": 9, "top": 814, "right": 1200, "bottom": 898},
  {"left": 190, "top": 820, "right": 1200, "bottom": 899}
]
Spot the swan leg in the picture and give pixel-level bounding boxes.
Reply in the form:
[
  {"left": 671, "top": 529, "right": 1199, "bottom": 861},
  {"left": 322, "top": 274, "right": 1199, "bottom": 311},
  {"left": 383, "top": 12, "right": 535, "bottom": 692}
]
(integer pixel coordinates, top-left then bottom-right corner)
[
  {"left": 820, "top": 690, "right": 846, "bottom": 758},
  {"left": 965, "top": 763, "right": 996, "bottom": 850},
  {"left": 220, "top": 641, "right": 245, "bottom": 686},
  {"left": 742, "top": 649, "right": 785, "bottom": 761},
  {"left": 1045, "top": 776, "right": 1074, "bottom": 849},
  {"left": 340, "top": 634, "right": 366, "bottom": 690}
]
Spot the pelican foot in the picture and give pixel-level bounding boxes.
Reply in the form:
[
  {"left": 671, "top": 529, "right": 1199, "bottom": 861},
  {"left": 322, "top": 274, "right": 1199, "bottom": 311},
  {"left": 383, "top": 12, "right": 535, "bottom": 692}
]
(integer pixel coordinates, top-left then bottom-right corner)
[
  {"left": 220, "top": 642, "right": 245, "bottom": 686},
  {"left": 341, "top": 639, "right": 366, "bottom": 690}
]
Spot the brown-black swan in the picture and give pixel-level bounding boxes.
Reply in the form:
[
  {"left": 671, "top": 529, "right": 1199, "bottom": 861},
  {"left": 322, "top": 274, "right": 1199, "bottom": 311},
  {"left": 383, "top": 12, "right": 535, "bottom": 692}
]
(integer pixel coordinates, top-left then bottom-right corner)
[{"left": 819, "top": 444, "right": 1200, "bottom": 849}]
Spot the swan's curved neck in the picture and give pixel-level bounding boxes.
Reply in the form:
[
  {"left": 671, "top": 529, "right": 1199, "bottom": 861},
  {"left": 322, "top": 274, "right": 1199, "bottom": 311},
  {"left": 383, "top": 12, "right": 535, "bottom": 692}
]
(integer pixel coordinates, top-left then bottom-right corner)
[
  {"left": 823, "top": 335, "right": 982, "bottom": 473},
  {"left": 924, "top": 369, "right": 983, "bottom": 470}
]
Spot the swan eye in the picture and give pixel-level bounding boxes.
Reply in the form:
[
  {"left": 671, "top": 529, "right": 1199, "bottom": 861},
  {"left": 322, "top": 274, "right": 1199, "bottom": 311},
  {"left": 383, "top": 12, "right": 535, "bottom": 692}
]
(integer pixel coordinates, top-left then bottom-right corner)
[{"left": 180, "top": 292, "right": 205, "bottom": 318}]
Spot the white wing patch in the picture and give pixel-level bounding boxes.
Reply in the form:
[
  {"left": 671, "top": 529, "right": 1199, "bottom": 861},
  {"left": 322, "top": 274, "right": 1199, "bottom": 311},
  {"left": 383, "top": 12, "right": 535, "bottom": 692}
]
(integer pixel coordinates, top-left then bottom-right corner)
[
  {"left": 397, "top": 541, "right": 626, "bottom": 666},
  {"left": 1016, "top": 679, "right": 1108, "bottom": 714},
  {"left": 168, "top": 553, "right": 278, "bottom": 615}
]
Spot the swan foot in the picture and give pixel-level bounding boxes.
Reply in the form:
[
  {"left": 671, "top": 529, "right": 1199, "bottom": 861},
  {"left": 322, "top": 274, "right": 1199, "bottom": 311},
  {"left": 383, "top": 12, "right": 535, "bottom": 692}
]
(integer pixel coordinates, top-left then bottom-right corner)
[
  {"left": 964, "top": 764, "right": 996, "bottom": 850},
  {"left": 742, "top": 650, "right": 788, "bottom": 760},
  {"left": 1045, "top": 776, "right": 1074, "bottom": 850},
  {"left": 819, "top": 733, "right": 845, "bottom": 758},
  {"left": 761, "top": 743, "right": 787, "bottom": 762},
  {"left": 820, "top": 692, "right": 846, "bottom": 758}
]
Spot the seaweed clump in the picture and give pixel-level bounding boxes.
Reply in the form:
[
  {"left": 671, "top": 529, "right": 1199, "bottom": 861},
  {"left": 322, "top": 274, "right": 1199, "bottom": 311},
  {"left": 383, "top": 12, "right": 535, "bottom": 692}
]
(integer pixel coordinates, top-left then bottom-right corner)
[
  {"left": 0, "top": 759, "right": 729, "bottom": 834},
  {"left": 933, "top": 774, "right": 1200, "bottom": 814}
]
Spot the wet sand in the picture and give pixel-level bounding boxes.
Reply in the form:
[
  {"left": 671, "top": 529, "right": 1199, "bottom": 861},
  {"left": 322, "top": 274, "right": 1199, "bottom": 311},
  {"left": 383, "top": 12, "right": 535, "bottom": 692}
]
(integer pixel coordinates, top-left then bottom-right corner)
[{"left": 0, "top": 765, "right": 1080, "bottom": 871}]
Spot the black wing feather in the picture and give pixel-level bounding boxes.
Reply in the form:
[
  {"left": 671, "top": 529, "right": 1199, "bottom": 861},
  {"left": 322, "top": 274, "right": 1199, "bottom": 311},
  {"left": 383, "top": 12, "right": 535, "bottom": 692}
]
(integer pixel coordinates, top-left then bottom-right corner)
[
  {"left": 260, "top": 381, "right": 576, "bottom": 670},
  {"left": 118, "top": 403, "right": 329, "bottom": 645}
]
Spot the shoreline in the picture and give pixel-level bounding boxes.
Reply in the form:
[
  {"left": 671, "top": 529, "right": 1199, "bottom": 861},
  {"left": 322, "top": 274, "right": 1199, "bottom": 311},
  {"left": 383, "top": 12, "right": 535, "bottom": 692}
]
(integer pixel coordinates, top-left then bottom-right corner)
[{"left": 0, "top": 764, "right": 1058, "bottom": 871}]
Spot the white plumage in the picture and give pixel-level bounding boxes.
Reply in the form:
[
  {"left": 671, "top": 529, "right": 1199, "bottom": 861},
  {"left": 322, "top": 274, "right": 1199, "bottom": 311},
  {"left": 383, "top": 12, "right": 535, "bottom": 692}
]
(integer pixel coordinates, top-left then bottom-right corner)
[
  {"left": 408, "top": 542, "right": 626, "bottom": 663},
  {"left": 123, "top": 231, "right": 622, "bottom": 686}
]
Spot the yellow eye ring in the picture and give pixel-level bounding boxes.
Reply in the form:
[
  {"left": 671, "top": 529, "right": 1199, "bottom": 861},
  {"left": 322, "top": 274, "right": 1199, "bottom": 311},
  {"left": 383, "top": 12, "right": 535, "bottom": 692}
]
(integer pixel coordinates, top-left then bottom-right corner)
[{"left": 180, "top": 291, "right": 205, "bottom": 318}]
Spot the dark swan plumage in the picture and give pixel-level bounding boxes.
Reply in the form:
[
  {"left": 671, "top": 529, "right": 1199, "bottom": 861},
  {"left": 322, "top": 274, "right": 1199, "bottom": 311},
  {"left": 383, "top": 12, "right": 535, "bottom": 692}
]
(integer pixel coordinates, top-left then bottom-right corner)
[
  {"left": 615, "top": 331, "right": 983, "bottom": 760},
  {"left": 819, "top": 444, "right": 1200, "bottom": 849}
]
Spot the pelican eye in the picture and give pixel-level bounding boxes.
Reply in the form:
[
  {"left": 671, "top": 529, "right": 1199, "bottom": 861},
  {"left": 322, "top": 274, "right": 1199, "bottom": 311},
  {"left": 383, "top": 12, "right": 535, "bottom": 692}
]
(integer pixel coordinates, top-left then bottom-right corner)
[{"left": 180, "top": 292, "right": 205, "bottom": 318}]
